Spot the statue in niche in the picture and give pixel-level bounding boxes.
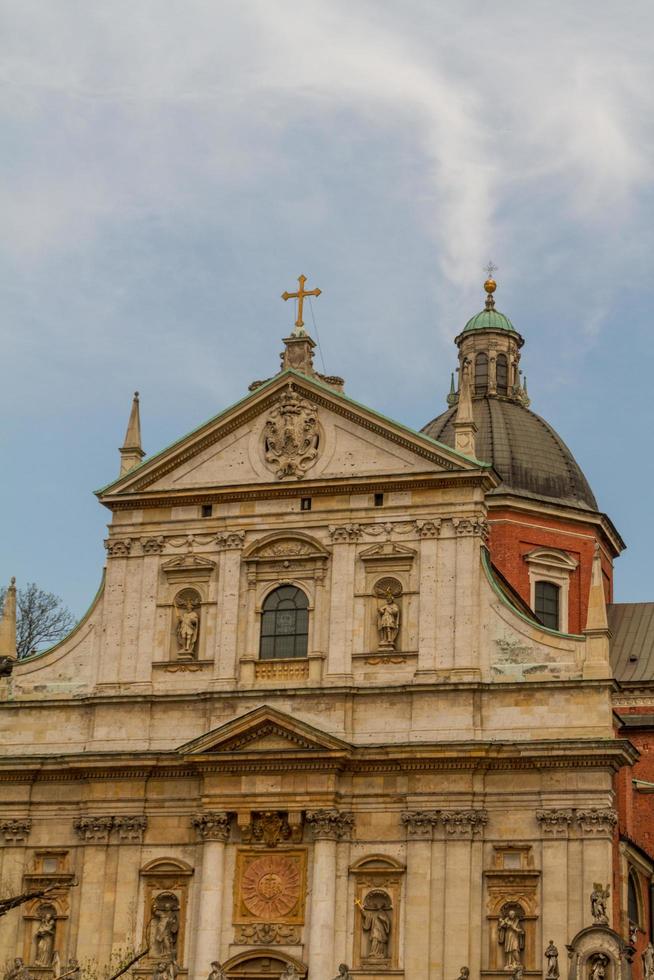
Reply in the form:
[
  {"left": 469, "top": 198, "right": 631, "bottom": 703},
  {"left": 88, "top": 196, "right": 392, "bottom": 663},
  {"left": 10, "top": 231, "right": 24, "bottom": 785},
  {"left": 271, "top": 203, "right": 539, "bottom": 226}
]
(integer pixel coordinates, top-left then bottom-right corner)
[
  {"left": 376, "top": 588, "right": 401, "bottom": 650},
  {"left": 331, "top": 968, "right": 353, "bottom": 980},
  {"left": 34, "top": 905, "right": 56, "bottom": 966},
  {"left": 589, "top": 954, "right": 609, "bottom": 980},
  {"left": 150, "top": 894, "right": 179, "bottom": 960},
  {"left": 279, "top": 966, "right": 299, "bottom": 980},
  {"left": 455, "top": 968, "right": 470, "bottom": 980},
  {"left": 545, "top": 941, "right": 560, "bottom": 980},
  {"left": 498, "top": 906, "right": 525, "bottom": 970},
  {"left": 356, "top": 890, "right": 392, "bottom": 960},
  {"left": 642, "top": 943, "right": 654, "bottom": 980},
  {"left": 591, "top": 883, "right": 610, "bottom": 925},
  {"left": 207, "top": 963, "right": 226, "bottom": 980},
  {"left": 5, "top": 960, "right": 31, "bottom": 980},
  {"left": 174, "top": 594, "right": 200, "bottom": 655}
]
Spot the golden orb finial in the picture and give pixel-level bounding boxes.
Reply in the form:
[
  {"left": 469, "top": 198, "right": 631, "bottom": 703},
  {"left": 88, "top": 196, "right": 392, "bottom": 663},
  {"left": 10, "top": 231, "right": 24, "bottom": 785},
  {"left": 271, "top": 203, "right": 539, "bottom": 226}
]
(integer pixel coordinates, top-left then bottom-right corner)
[{"left": 484, "top": 261, "right": 498, "bottom": 309}]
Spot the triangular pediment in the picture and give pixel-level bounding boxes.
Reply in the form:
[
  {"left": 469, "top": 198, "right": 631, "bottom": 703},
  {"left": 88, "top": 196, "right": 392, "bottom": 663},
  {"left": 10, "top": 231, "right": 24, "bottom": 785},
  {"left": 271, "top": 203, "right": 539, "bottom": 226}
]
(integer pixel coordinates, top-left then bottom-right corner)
[
  {"left": 161, "top": 553, "right": 216, "bottom": 572},
  {"left": 359, "top": 541, "right": 417, "bottom": 560},
  {"left": 176, "top": 705, "right": 352, "bottom": 756},
  {"left": 98, "top": 370, "right": 486, "bottom": 502}
]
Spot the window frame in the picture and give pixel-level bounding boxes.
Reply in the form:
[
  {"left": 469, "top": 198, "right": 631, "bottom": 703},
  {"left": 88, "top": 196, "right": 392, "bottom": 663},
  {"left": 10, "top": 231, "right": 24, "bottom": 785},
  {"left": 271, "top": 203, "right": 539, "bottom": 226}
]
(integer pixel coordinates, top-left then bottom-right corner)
[
  {"left": 474, "top": 352, "right": 489, "bottom": 395},
  {"left": 524, "top": 548, "right": 578, "bottom": 634},
  {"left": 259, "top": 584, "right": 310, "bottom": 661}
]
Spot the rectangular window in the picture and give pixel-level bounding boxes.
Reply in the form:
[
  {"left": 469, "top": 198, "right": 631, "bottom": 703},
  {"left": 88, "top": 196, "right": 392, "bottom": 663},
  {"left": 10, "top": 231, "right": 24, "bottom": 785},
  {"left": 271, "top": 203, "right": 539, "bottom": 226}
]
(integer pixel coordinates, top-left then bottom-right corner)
[
  {"left": 201, "top": 504, "right": 213, "bottom": 518},
  {"left": 301, "top": 497, "right": 312, "bottom": 511},
  {"left": 374, "top": 493, "right": 384, "bottom": 507},
  {"left": 535, "top": 580, "right": 560, "bottom": 630}
]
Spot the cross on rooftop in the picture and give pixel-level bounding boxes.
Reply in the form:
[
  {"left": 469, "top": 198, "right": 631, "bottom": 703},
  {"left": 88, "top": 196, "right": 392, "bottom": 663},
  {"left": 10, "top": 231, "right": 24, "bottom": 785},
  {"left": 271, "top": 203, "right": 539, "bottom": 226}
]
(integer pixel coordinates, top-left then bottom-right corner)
[{"left": 281, "top": 275, "right": 322, "bottom": 333}]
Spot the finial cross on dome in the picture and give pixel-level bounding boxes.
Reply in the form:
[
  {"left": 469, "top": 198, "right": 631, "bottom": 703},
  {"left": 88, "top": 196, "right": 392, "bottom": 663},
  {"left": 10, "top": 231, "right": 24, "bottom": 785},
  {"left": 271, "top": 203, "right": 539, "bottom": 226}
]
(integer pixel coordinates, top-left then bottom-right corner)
[
  {"left": 483, "top": 261, "right": 498, "bottom": 309},
  {"left": 484, "top": 261, "right": 498, "bottom": 278}
]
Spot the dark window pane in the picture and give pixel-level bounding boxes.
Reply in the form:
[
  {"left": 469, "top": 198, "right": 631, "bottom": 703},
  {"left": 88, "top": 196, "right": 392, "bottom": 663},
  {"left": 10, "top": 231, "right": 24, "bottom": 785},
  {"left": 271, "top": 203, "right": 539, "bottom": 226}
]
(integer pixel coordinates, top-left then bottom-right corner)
[
  {"left": 496, "top": 354, "right": 508, "bottom": 395},
  {"left": 535, "top": 581, "right": 560, "bottom": 630},
  {"left": 629, "top": 874, "right": 640, "bottom": 925},
  {"left": 259, "top": 585, "right": 309, "bottom": 660},
  {"left": 475, "top": 353, "right": 488, "bottom": 395}
]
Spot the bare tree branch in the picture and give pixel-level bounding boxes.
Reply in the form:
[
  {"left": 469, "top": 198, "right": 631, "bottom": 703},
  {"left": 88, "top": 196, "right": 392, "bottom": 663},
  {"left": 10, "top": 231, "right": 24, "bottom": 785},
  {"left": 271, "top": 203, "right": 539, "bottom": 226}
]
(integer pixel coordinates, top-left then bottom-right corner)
[
  {"left": 0, "top": 883, "right": 58, "bottom": 917},
  {"left": 107, "top": 948, "right": 150, "bottom": 980},
  {"left": 0, "top": 583, "right": 75, "bottom": 659}
]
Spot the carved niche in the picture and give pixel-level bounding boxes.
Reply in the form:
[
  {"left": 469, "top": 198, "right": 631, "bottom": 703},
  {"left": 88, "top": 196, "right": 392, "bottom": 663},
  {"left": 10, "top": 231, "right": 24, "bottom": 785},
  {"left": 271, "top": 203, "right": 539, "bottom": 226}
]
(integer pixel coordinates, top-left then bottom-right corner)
[
  {"left": 158, "top": 555, "right": 216, "bottom": 665},
  {"left": 261, "top": 384, "right": 321, "bottom": 480},
  {"left": 359, "top": 543, "right": 416, "bottom": 655},
  {"left": 485, "top": 845, "right": 539, "bottom": 973},
  {"left": 233, "top": 849, "right": 307, "bottom": 942},
  {"left": 350, "top": 855, "right": 404, "bottom": 970},
  {"left": 140, "top": 859, "right": 194, "bottom": 967},
  {"left": 22, "top": 851, "right": 75, "bottom": 972},
  {"left": 172, "top": 588, "right": 201, "bottom": 660},
  {"left": 567, "top": 925, "right": 634, "bottom": 980},
  {"left": 374, "top": 578, "right": 402, "bottom": 652}
]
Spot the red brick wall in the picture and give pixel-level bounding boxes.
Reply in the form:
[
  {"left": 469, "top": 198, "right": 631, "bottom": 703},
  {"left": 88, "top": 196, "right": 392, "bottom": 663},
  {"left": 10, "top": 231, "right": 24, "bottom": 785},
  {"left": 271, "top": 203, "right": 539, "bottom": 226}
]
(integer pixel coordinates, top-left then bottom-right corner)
[{"left": 488, "top": 505, "right": 613, "bottom": 634}]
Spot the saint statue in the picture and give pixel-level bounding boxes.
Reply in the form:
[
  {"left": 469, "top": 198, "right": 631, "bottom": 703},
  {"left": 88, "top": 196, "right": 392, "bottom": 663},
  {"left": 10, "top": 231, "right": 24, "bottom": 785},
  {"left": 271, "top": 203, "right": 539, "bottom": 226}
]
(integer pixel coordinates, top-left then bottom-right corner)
[
  {"left": 279, "top": 966, "right": 299, "bottom": 980},
  {"left": 153, "top": 962, "right": 178, "bottom": 980},
  {"left": 175, "top": 597, "right": 199, "bottom": 655},
  {"left": 35, "top": 908, "right": 56, "bottom": 967},
  {"left": 643, "top": 943, "right": 654, "bottom": 980},
  {"left": 377, "top": 589, "right": 400, "bottom": 650},
  {"left": 356, "top": 893, "right": 392, "bottom": 960},
  {"left": 455, "top": 968, "right": 470, "bottom": 980},
  {"left": 150, "top": 897, "right": 179, "bottom": 959},
  {"left": 5, "top": 960, "right": 31, "bottom": 980},
  {"left": 545, "top": 941, "right": 560, "bottom": 980},
  {"left": 498, "top": 908, "right": 525, "bottom": 970},
  {"left": 331, "top": 967, "right": 353, "bottom": 980},
  {"left": 65, "top": 959, "right": 81, "bottom": 980},
  {"left": 590, "top": 954, "right": 608, "bottom": 980},
  {"left": 207, "top": 963, "right": 226, "bottom": 980},
  {"left": 590, "top": 884, "right": 610, "bottom": 925}
]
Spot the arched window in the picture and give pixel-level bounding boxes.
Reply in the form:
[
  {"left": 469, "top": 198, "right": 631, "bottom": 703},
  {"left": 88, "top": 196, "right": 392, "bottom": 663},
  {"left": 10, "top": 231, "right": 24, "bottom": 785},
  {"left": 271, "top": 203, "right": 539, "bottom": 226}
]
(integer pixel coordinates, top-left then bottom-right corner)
[
  {"left": 475, "top": 353, "right": 489, "bottom": 395},
  {"left": 628, "top": 871, "right": 641, "bottom": 927},
  {"left": 496, "top": 354, "right": 508, "bottom": 395},
  {"left": 260, "top": 586, "right": 309, "bottom": 660},
  {"left": 535, "top": 581, "right": 560, "bottom": 630}
]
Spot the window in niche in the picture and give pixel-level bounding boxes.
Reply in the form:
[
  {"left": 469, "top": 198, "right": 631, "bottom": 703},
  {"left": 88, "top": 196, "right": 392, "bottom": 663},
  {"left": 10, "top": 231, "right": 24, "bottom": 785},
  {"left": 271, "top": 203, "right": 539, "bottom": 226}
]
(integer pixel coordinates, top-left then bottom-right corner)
[
  {"left": 496, "top": 354, "right": 508, "bottom": 395},
  {"left": 260, "top": 586, "right": 309, "bottom": 660},
  {"left": 475, "top": 353, "right": 489, "bottom": 395},
  {"left": 535, "top": 581, "right": 560, "bottom": 631}
]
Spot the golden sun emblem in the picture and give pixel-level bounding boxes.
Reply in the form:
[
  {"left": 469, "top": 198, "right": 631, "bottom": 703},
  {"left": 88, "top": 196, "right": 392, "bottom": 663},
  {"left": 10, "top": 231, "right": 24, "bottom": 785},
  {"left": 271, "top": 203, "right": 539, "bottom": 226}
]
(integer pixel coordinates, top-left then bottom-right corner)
[{"left": 241, "top": 854, "right": 301, "bottom": 920}]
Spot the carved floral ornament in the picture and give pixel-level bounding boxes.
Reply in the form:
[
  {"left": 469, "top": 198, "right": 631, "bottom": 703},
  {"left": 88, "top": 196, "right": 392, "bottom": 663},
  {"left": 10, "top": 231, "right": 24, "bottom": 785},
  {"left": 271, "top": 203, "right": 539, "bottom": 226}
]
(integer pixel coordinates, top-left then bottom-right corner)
[
  {"left": 73, "top": 815, "right": 147, "bottom": 843},
  {"left": 0, "top": 818, "right": 31, "bottom": 844},
  {"left": 327, "top": 517, "right": 488, "bottom": 543},
  {"left": 305, "top": 809, "right": 355, "bottom": 841},
  {"left": 262, "top": 384, "right": 321, "bottom": 480}
]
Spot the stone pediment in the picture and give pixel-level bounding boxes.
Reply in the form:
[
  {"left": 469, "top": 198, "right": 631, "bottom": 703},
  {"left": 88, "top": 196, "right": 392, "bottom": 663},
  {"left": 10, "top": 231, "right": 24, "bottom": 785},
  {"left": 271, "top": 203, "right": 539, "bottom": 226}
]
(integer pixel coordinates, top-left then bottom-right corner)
[
  {"left": 177, "top": 705, "right": 351, "bottom": 756},
  {"left": 161, "top": 553, "right": 216, "bottom": 583},
  {"left": 98, "top": 371, "right": 484, "bottom": 503},
  {"left": 359, "top": 542, "right": 417, "bottom": 561}
]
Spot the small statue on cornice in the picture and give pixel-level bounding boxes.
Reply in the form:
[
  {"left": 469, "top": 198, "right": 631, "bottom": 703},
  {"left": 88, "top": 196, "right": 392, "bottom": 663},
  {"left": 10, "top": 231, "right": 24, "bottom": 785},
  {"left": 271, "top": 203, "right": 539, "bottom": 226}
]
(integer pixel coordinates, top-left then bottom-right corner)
[
  {"left": 207, "top": 963, "right": 226, "bottom": 980},
  {"left": 331, "top": 967, "right": 353, "bottom": 980},
  {"left": 455, "top": 969, "right": 470, "bottom": 980},
  {"left": 590, "top": 883, "right": 610, "bottom": 925},
  {"left": 4, "top": 960, "right": 31, "bottom": 980},
  {"left": 590, "top": 954, "right": 609, "bottom": 980},
  {"left": 545, "top": 941, "right": 559, "bottom": 980},
  {"left": 642, "top": 941, "right": 654, "bottom": 980}
]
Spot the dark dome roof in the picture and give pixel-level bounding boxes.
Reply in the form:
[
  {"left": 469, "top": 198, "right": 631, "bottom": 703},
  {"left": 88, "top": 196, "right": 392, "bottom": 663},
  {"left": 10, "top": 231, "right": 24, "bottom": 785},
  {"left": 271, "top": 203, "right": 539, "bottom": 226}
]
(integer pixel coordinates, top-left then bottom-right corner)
[{"left": 422, "top": 396, "right": 598, "bottom": 511}]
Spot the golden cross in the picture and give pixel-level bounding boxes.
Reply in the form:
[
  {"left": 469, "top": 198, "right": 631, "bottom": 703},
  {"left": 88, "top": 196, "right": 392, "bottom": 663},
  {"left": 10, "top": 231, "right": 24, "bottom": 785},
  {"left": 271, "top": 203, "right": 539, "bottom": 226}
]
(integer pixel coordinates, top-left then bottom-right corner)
[{"left": 281, "top": 274, "right": 321, "bottom": 331}]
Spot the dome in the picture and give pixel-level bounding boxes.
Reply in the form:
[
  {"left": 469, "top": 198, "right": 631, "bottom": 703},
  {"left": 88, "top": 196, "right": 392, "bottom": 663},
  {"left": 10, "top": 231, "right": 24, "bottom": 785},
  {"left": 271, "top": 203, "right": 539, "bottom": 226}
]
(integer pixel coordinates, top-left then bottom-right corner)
[
  {"left": 462, "top": 308, "right": 516, "bottom": 333},
  {"left": 422, "top": 396, "right": 597, "bottom": 511}
]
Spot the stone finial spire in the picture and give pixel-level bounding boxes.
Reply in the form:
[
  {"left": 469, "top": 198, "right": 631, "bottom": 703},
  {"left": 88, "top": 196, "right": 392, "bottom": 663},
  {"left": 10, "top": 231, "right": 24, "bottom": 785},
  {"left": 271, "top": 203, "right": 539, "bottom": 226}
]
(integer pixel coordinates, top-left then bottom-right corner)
[
  {"left": 453, "top": 357, "right": 478, "bottom": 457},
  {"left": 583, "top": 543, "right": 611, "bottom": 678},
  {"left": 119, "top": 392, "right": 145, "bottom": 477},
  {"left": 0, "top": 577, "right": 17, "bottom": 660}
]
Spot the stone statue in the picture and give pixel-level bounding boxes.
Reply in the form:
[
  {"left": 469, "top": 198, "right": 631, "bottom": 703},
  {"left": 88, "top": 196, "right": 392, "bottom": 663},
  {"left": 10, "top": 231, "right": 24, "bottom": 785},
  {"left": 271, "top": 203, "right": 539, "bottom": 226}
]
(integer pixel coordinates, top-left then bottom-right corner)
[
  {"left": 175, "top": 597, "right": 199, "bottom": 655},
  {"left": 34, "top": 908, "right": 56, "bottom": 966},
  {"left": 65, "top": 959, "right": 81, "bottom": 980},
  {"left": 207, "top": 963, "right": 226, "bottom": 980},
  {"left": 150, "top": 896, "right": 179, "bottom": 958},
  {"left": 455, "top": 969, "right": 470, "bottom": 980},
  {"left": 356, "top": 892, "right": 392, "bottom": 960},
  {"left": 545, "top": 941, "right": 560, "bottom": 980},
  {"left": 498, "top": 907, "right": 525, "bottom": 970},
  {"left": 279, "top": 966, "right": 299, "bottom": 980},
  {"left": 377, "top": 590, "right": 400, "bottom": 650},
  {"left": 153, "top": 962, "right": 178, "bottom": 980},
  {"left": 5, "top": 960, "right": 31, "bottom": 980},
  {"left": 331, "top": 967, "right": 353, "bottom": 980},
  {"left": 590, "top": 954, "right": 609, "bottom": 980},
  {"left": 591, "top": 883, "right": 610, "bottom": 925},
  {"left": 642, "top": 943, "right": 654, "bottom": 980},
  {"left": 512, "top": 968, "right": 524, "bottom": 980}
]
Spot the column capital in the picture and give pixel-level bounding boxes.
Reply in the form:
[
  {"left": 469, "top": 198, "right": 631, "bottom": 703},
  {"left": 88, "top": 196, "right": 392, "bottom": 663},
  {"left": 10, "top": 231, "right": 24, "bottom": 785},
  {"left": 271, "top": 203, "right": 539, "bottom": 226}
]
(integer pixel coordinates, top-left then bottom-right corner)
[
  {"left": 401, "top": 810, "right": 439, "bottom": 839},
  {"left": 192, "top": 811, "right": 232, "bottom": 842},
  {"left": 441, "top": 809, "right": 488, "bottom": 838},
  {"left": 114, "top": 815, "right": 147, "bottom": 842},
  {"left": 306, "top": 808, "right": 354, "bottom": 840},
  {"left": 73, "top": 816, "right": 114, "bottom": 842},
  {"left": 328, "top": 524, "right": 362, "bottom": 543},
  {"left": 575, "top": 808, "right": 617, "bottom": 835},
  {"left": 536, "top": 808, "right": 574, "bottom": 835},
  {"left": 0, "top": 818, "right": 31, "bottom": 844}
]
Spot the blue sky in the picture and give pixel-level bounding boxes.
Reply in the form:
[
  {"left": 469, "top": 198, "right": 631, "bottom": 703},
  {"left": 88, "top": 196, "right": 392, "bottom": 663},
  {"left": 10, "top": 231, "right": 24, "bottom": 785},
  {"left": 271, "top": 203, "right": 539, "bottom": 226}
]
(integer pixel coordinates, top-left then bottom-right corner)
[{"left": 1, "top": 0, "right": 653, "bottom": 617}]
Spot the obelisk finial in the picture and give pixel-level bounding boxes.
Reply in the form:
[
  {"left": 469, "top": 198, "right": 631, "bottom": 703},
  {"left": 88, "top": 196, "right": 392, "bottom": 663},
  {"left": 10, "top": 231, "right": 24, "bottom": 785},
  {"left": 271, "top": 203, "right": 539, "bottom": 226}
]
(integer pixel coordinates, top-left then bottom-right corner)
[{"left": 119, "top": 391, "right": 145, "bottom": 477}]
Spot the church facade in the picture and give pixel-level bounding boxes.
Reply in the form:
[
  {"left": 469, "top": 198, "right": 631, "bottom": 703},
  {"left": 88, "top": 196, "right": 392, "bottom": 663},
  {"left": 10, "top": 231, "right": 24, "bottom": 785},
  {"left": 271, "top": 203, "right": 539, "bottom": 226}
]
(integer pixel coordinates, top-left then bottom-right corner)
[{"left": 0, "top": 276, "right": 642, "bottom": 980}]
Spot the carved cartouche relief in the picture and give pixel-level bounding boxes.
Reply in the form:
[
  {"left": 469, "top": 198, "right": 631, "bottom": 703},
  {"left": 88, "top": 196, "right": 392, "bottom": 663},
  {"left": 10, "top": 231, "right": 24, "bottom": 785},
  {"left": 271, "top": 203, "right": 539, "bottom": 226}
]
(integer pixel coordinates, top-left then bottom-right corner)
[
  {"left": 234, "top": 850, "right": 307, "bottom": 927},
  {"left": 262, "top": 385, "right": 320, "bottom": 480}
]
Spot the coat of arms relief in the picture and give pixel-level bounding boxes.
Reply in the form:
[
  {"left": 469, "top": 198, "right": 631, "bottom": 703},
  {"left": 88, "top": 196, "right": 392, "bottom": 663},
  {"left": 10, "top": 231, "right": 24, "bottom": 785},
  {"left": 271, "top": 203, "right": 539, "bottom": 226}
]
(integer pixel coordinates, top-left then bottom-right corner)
[{"left": 262, "top": 384, "right": 320, "bottom": 479}]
